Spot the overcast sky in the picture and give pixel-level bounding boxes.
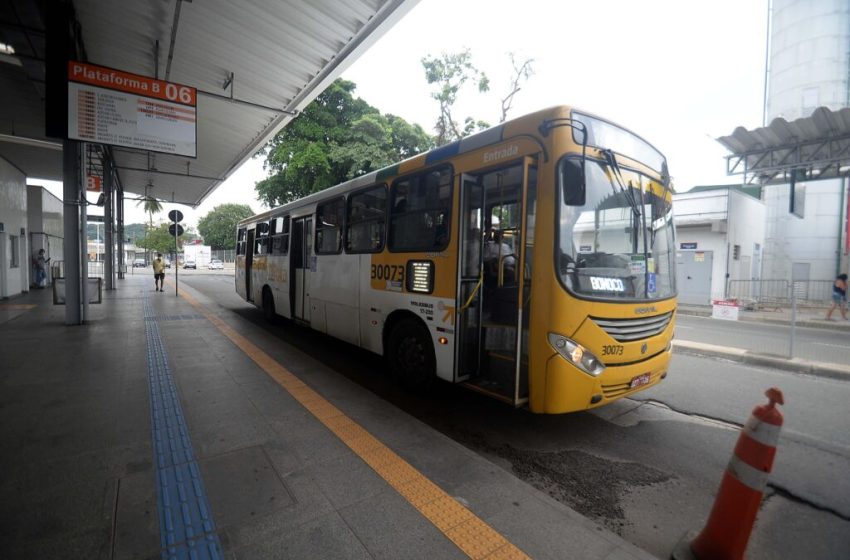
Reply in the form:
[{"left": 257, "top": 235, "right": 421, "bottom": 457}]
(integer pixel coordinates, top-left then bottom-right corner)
[{"left": 35, "top": 0, "right": 769, "bottom": 228}]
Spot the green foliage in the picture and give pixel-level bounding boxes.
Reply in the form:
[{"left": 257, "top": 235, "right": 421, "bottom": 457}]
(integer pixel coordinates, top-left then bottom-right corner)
[
  {"left": 124, "top": 223, "right": 147, "bottom": 243},
  {"left": 257, "top": 79, "right": 433, "bottom": 206},
  {"left": 135, "top": 223, "right": 180, "bottom": 256},
  {"left": 421, "top": 49, "right": 490, "bottom": 146},
  {"left": 181, "top": 227, "right": 201, "bottom": 244},
  {"left": 197, "top": 203, "right": 255, "bottom": 250}
]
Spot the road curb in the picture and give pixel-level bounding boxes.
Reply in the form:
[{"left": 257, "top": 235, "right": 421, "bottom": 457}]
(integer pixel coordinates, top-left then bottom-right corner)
[{"left": 672, "top": 340, "right": 850, "bottom": 382}]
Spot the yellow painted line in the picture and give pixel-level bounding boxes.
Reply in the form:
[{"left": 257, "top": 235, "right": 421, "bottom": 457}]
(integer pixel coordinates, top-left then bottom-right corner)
[{"left": 177, "top": 288, "right": 529, "bottom": 560}]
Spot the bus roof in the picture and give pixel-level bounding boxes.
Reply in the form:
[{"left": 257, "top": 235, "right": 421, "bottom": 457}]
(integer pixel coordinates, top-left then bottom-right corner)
[{"left": 239, "top": 105, "right": 667, "bottom": 225}]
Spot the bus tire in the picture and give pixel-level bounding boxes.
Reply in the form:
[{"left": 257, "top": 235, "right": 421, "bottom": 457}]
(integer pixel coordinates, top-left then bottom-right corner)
[
  {"left": 262, "top": 286, "right": 276, "bottom": 323},
  {"left": 387, "top": 318, "right": 436, "bottom": 392}
]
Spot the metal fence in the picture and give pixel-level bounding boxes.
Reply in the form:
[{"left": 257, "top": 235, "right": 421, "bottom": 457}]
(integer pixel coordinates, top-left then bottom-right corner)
[
  {"left": 211, "top": 249, "right": 236, "bottom": 263},
  {"left": 727, "top": 279, "right": 834, "bottom": 308},
  {"left": 721, "top": 278, "right": 848, "bottom": 361}
]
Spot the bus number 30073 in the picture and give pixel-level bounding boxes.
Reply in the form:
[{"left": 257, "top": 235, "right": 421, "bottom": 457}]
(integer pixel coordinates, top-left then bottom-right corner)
[
  {"left": 371, "top": 264, "right": 404, "bottom": 283},
  {"left": 602, "top": 345, "right": 624, "bottom": 356}
]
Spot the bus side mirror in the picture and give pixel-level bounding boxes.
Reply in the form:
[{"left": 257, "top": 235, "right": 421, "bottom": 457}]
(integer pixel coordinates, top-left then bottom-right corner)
[{"left": 560, "top": 159, "right": 586, "bottom": 206}]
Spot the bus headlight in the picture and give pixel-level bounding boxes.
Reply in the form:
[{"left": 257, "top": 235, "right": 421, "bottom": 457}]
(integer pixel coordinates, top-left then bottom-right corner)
[{"left": 547, "top": 333, "right": 606, "bottom": 376}]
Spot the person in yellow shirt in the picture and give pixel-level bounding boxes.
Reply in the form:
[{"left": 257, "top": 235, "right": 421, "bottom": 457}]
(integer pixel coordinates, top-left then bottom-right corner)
[{"left": 152, "top": 253, "right": 166, "bottom": 292}]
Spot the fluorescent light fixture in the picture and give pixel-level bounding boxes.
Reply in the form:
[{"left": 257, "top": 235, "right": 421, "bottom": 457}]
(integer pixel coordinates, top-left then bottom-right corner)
[{"left": 0, "top": 43, "right": 14, "bottom": 55}]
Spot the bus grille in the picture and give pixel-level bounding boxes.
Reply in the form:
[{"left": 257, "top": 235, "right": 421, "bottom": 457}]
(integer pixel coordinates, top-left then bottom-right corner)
[{"left": 591, "top": 311, "right": 673, "bottom": 342}]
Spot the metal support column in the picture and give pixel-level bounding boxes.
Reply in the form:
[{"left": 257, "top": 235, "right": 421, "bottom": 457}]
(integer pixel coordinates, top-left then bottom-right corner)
[
  {"left": 80, "top": 142, "right": 89, "bottom": 322},
  {"left": 104, "top": 157, "right": 114, "bottom": 289},
  {"left": 63, "top": 139, "right": 81, "bottom": 325},
  {"left": 117, "top": 181, "right": 125, "bottom": 280}
]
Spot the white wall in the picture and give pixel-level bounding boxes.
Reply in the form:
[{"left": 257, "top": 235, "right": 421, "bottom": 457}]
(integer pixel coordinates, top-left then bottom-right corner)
[
  {"left": 0, "top": 158, "right": 29, "bottom": 297},
  {"left": 727, "top": 189, "right": 767, "bottom": 283},
  {"left": 674, "top": 187, "right": 766, "bottom": 300},
  {"left": 762, "top": 179, "right": 845, "bottom": 281}
]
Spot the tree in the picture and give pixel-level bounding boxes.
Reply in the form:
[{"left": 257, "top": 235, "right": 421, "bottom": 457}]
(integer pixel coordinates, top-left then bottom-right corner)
[
  {"left": 421, "top": 49, "right": 490, "bottom": 146},
  {"left": 500, "top": 53, "right": 534, "bottom": 123},
  {"left": 136, "top": 194, "right": 163, "bottom": 261},
  {"left": 135, "top": 223, "right": 180, "bottom": 256},
  {"left": 257, "top": 79, "right": 432, "bottom": 206},
  {"left": 197, "top": 203, "right": 254, "bottom": 250},
  {"left": 137, "top": 195, "right": 163, "bottom": 227},
  {"left": 124, "top": 223, "right": 147, "bottom": 244}
]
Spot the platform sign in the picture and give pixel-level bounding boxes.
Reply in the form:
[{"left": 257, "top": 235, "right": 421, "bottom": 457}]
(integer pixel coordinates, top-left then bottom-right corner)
[
  {"left": 67, "top": 61, "right": 197, "bottom": 157},
  {"left": 86, "top": 175, "right": 102, "bottom": 192}
]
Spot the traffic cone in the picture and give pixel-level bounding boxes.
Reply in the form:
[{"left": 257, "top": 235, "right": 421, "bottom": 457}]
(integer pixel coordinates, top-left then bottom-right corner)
[{"left": 679, "top": 388, "right": 784, "bottom": 560}]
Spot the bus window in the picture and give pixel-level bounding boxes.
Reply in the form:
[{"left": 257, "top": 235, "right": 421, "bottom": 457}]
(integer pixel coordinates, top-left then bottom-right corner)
[
  {"left": 346, "top": 185, "right": 386, "bottom": 253},
  {"left": 236, "top": 227, "right": 247, "bottom": 255},
  {"left": 271, "top": 215, "right": 290, "bottom": 255},
  {"left": 316, "top": 198, "right": 344, "bottom": 254},
  {"left": 255, "top": 221, "right": 270, "bottom": 255},
  {"left": 389, "top": 165, "right": 452, "bottom": 252}
]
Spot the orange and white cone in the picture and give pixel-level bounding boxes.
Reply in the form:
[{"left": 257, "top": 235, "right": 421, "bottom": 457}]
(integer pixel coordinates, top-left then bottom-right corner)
[{"left": 675, "top": 387, "right": 784, "bottom": 560}]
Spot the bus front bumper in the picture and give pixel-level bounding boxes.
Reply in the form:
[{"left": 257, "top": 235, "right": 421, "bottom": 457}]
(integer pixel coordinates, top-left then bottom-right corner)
[{"left": 541, "top": 347, "right": 671, "bottom": 414}]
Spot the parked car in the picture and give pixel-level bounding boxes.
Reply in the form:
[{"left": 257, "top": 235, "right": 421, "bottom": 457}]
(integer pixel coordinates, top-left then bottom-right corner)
[
  {"left": 132, "top": 258, "right": 146, "bottom": 268},
  {"left": 208, "top": 259, "right": 224, "bottom": 270},
  {"left": 183, "top": 259, "right": 196, "bottom": 269}
]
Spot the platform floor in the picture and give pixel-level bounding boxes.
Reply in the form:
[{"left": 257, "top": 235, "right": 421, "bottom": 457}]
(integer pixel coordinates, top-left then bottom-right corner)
[{"left": 0, "top": 277, "right": 656, "bottom": 559}]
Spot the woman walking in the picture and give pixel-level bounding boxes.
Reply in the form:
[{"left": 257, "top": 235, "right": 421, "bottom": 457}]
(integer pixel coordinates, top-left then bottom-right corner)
[{"left": 825, "top": 273, "right": 848, "bottom": 321}]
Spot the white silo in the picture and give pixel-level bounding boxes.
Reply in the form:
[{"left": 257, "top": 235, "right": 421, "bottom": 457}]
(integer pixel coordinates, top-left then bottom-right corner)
[
  {"left": 761, "top": 0, "right": 850, "bottom": 283},
  {"left": 766, "top": 0, "right": 850, "bottom": 123}
]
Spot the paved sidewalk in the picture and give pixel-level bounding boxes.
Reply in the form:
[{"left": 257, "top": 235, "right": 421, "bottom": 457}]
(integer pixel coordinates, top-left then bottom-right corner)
[
  {"left": 1, "top": 278, "right": 659, "bottom": 560},
  {"left": 677, "top": 304, "right": 850, "bottom": 332}
]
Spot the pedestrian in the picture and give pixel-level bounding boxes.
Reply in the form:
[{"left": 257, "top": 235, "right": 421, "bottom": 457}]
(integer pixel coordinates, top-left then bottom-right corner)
[
  {"left": 34, "top": 249, "right": 49, "bottom": 288},
  {"left": 825, "top": 273, "right": 848, "bottom": 321},
  {"left": 153, "top": 253, "right": 166, "bottom": 292}
]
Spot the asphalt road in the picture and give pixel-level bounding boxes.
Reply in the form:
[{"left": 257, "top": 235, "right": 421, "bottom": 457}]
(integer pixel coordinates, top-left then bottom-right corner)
[
  {"left": 183, "top": 274, "right": 850, "bottom": 559},
  {"left": 675, "top": 314, "right": 850, "bottom": 365}
]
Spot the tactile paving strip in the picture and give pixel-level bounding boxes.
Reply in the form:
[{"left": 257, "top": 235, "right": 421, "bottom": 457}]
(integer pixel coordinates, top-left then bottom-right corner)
[
  {"left": 144, "top": 296, "right": 223, "bottom": 560},
  {"left": 178, "top": 289, "right": 530, "bottom": 560}
]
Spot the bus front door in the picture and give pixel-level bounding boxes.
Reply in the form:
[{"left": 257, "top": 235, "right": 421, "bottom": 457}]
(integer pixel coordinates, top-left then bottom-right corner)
[
  {"left": 290, "top": 217, "right": 312, "bottom": 323},
  {"left": 246, "top": 229, "right": 255, "bottom": 301},
  {"left": 457, "top": 159, "right": 534, "bottom": 406}
]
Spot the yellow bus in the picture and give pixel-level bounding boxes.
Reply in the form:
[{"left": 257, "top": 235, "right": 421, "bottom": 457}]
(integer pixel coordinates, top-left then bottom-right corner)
[{"left": 236, "top": 106, "right": 676, "bottom": 413}]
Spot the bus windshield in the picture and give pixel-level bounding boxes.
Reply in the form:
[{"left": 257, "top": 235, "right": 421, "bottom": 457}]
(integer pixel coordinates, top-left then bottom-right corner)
[{"left": 557, "top": 157, "right": 675, "bottom": 301}]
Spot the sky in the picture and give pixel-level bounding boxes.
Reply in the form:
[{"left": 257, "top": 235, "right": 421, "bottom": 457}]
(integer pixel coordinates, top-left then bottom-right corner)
[{"left": 32, "top": 0, "right": 769, "bottom": 229}]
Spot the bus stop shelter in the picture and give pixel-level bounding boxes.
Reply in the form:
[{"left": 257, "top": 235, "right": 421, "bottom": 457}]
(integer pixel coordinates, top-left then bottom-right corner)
[{"left": 0, "top": 0, "right": 419, "bottom": 324}]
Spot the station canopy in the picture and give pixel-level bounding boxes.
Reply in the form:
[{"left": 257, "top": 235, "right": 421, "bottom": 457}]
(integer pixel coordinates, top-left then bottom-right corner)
[
  {"left": 716, "top": 106, "right": 850, "bottom": 185},
  {"left": 0, "top": 0, "right": 418, "bottom": 206}
]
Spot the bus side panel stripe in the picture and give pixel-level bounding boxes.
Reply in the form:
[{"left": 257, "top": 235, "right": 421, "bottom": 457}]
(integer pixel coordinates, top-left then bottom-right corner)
[
  {"left": 425, "top": 141, "right": 461, "bottom": 165},
  {"left": 458, "top": 125, "right": 504, "bottom": 154},
  {"left": 376, "top": 164, "right": 400, "bottom": 182}
]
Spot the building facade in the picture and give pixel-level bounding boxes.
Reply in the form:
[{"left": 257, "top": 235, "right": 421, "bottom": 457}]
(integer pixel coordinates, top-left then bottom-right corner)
[
  {"left": 674, "top": 186, "right": 766, "bottom": 305},
  {"left": 0, "top": 157, "right": 29, "bottom": 298}
]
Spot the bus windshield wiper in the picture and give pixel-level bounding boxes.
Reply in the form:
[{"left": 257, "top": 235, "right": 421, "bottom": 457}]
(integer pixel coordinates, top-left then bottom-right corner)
[{"left": 601, "top": 149, "right": 641, "bottom": 220}]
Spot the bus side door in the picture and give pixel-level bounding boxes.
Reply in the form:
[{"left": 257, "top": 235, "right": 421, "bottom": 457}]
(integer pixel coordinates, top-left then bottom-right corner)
[
  {"left": 290, "top": 217, "right": 312, "bottom": 323},
  {"left": 246, "top": 229, "right": 255, "bottom": 301}
]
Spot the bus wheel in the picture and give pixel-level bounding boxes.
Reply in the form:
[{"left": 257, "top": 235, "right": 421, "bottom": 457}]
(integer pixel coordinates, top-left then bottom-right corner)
[
  {"left": 262, "top": 287, "right": 276, "bottom": 323},
  {"left": 387, "top": 319, "right": 436, "bottom": 391}
]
